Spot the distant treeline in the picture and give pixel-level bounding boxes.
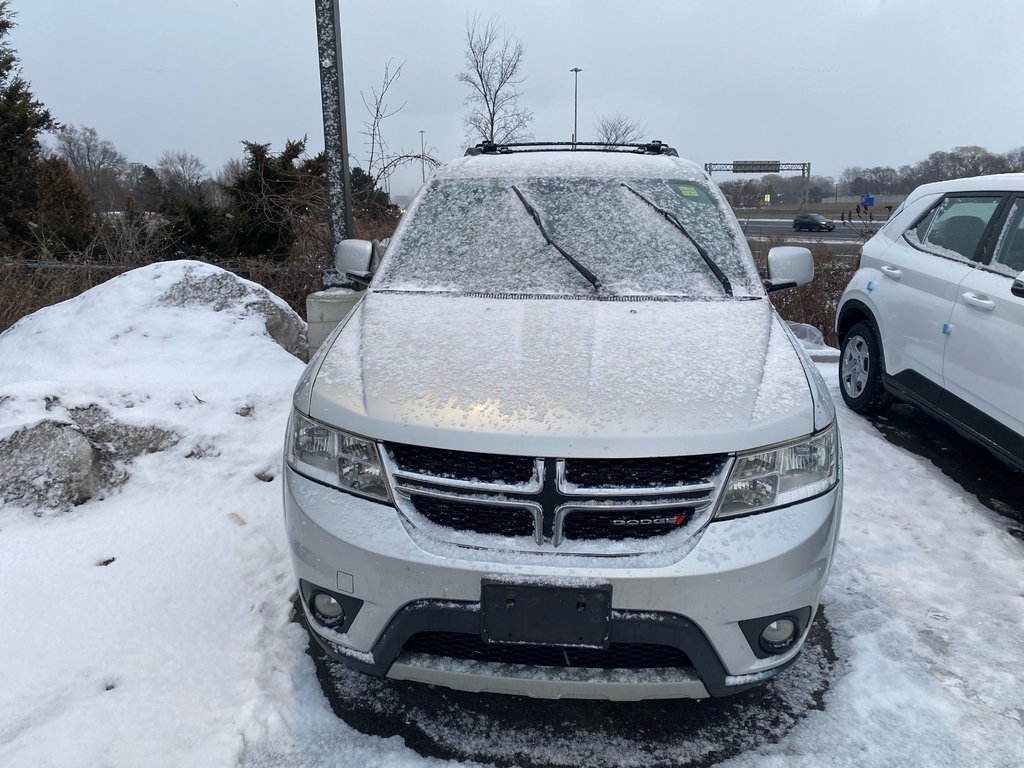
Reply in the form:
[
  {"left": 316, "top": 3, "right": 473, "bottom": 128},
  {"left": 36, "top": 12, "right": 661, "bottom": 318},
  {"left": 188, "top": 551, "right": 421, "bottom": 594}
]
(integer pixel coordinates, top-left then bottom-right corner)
[{"left": 719, "top": 145, "right": 1022, "bottom": 207}]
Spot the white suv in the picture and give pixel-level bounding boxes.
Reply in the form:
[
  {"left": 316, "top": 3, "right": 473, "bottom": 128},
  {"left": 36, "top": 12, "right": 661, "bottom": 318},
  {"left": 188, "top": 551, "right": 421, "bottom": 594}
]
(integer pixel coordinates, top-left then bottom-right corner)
[
  {"left": 284, "top": 141, "right": 843, "bottom": 700},
  {"left": 836, "top": 173, "right": 1024, "bottom": 470}
]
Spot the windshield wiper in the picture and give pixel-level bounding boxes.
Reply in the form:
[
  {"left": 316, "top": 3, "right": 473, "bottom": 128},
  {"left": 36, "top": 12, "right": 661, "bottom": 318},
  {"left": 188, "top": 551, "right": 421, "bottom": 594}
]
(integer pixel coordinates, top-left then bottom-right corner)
[
  {"left": 511, "top": 185, "right": 601, "bottom": 293},
  {"left": 621, "top": 183, "right": 733, "bottom": 296}
]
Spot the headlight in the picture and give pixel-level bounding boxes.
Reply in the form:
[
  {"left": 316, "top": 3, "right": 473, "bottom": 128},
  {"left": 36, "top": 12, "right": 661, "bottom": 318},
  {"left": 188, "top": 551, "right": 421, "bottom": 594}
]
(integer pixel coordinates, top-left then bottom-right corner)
[
  {"left": 717, "top": 423, "right": 838, "bottom": 518},
  {"left": 286, "top": 411, "right": 391, "bottom": 502}
]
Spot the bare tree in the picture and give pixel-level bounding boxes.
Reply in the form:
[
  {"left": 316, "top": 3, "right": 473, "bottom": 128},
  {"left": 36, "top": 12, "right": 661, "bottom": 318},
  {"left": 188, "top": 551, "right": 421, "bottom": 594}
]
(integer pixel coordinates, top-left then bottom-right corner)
[
  {"left": 53, "top": 125, "right": 128, "bottom": 212},
  {"left": 157, "top": 150, "right": 207, "bottom": 204},
  {"left": 356, "top": 59, "right": 440, "bottom": 199},
  {"left": 1005, "top": 146, "right": 1024, "bottom": 172},
  {"left": 594, "top": 113, "right": 646, "bottom": 146},
  {"left": 457, "top": 15, "right": 533, "bottom": 145},
  {"left": 207, "top": 157, "right": 246, "bottom": 208},
  {"left": 945, "top": 145, "right": 1009, "bottom": 178}
]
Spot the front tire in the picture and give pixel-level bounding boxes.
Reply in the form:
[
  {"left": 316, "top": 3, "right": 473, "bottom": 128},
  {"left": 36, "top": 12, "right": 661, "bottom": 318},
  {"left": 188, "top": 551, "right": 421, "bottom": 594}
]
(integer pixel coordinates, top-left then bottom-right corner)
[{"left": 839, "top": 321, "right": 892, "bottom": 414}]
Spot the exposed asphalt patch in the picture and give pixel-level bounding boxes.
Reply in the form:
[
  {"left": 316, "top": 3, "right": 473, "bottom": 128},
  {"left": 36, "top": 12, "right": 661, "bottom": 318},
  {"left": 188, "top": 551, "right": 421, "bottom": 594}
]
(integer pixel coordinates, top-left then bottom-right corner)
[
  {"left": 868, "top": 403, "right": 1024, "bottom": 529},
  {"left": 299, "top": 600, "right": 837, "bottom": 768}
]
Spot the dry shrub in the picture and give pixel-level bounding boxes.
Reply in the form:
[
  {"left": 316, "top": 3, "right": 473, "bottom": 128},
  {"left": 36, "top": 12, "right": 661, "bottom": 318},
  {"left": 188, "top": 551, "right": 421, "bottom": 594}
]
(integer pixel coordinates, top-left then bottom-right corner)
[
  {"left": 0, "top": 212, "right": 398, "bottom": 334},
  {"left": 0, "top": 256, "right": 124, "bottom": 333},
  {"left": 0, "top": 253, "right": 331, "bottom": 335}
]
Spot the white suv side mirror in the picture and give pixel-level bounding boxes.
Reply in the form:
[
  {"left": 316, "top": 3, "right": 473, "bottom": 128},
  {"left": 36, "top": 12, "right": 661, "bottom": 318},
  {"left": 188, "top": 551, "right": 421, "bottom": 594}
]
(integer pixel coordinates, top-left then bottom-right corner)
[
  {"left": 1012, "top": 273, "right": 1024, "bottom": 299},
  {"left": 766, "top": 246, "right": 814, "bottom": 292}
]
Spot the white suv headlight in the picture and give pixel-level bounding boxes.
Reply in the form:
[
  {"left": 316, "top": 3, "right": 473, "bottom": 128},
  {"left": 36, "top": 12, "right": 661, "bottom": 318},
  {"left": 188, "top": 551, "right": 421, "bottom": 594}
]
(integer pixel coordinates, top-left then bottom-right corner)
[
  {"left": 717, "top": 423, "right": 838, "bottom": 518},
  {"left": 286, "top": 411, "right": 391, "bottom": 502}
]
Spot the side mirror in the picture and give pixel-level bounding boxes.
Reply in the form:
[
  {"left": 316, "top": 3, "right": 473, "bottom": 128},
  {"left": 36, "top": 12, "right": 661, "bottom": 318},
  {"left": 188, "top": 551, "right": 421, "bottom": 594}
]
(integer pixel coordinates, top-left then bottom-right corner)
[
  {"left": 322, "top": 239, "right": 375, "bottom": 290},
  {"left": 1012, "top": 274, "right": 1024, "bottom": 299},
  {"left": 335, "top": 239, "right": 374, "bottom": 275},
  {"left": 766, "top": 246, "right": 814, "bottom": 292}
]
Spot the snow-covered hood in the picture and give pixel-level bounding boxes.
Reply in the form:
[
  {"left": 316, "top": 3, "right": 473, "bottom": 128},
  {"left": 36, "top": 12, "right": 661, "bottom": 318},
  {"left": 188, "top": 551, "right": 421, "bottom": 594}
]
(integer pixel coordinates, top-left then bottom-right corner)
[{"left": 302, "top": 292, "right": 816, "bottom": 457}]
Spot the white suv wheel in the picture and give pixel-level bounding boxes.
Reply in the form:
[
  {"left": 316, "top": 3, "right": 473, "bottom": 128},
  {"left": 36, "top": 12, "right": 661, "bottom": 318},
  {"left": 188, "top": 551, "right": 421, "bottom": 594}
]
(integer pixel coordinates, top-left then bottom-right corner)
[
  {"left": 838, "top": 320, "right": 892, "bottom": 414},
  {"left": 841, "top": 336, "right": 869, "bottom": 398}
]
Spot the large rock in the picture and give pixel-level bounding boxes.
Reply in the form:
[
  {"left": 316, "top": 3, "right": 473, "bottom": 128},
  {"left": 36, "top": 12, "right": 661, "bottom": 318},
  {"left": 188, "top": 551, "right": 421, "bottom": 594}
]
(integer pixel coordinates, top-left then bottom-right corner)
[{"left": 0, "top": 404, "right": 178, "bottom": 514}]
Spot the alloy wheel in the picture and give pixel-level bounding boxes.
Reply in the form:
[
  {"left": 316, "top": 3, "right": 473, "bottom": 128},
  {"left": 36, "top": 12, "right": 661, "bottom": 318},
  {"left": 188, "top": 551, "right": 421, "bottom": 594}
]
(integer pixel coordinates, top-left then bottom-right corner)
[{"left": 841, "top": 335, "right": 870, "bottom": 398}]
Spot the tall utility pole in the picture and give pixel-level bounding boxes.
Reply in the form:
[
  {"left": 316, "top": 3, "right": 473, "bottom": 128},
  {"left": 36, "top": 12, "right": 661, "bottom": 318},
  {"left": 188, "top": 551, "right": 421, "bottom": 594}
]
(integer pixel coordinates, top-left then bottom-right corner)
[
  {"left": 570, "top": 67, "right": 582, "bottom": 148},
  {"left": 419, "top": 130, "right": 426, "bottom": 183},
  {"left": 314, "top": 0, "right": 353, "bottom": 253}
]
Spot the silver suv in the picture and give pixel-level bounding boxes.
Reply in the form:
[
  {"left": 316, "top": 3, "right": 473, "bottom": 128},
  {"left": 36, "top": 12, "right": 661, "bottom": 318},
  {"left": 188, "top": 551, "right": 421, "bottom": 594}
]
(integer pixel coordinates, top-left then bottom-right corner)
[
  {"left": 284, "top": 141, "right": 843, "bottom": 700},
  {"left": 836, "top": 173, "right": 1024, "bottom": 471}
]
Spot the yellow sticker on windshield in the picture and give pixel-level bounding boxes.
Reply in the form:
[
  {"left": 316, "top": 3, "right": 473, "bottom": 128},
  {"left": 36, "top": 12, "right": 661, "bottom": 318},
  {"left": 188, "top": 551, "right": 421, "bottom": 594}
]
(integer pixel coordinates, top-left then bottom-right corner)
[{"left": 677, "top": 185, "right": 700, "bottom": 197}]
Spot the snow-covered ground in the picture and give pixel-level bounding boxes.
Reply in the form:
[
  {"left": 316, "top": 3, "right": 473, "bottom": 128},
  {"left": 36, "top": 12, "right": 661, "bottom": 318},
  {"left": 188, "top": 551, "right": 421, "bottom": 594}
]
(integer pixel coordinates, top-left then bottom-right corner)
[{"left": 0, "top": 262, "right": 1021, "bottom": 768}]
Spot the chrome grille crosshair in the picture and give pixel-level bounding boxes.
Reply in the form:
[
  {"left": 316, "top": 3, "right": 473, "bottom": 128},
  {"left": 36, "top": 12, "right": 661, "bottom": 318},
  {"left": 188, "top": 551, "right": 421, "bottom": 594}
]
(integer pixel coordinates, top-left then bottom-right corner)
[{"left": 381, "top": 444, "right": 732, "bottom": 550}]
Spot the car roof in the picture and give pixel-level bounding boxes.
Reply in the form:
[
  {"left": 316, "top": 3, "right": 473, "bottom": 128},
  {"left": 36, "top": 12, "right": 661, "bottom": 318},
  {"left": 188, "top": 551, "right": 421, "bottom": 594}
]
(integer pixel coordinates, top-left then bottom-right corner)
[
  {"left": 908, "top": 172, "right": 1024, "bottom": 204},
  {"left": 435, "top": 150, "right": 709, "bottom": 183}
]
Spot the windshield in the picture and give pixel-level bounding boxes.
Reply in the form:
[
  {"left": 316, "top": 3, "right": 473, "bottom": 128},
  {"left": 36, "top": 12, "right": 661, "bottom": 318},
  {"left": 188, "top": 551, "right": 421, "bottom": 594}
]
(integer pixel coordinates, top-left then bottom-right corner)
[{"left": 375, "top": 176, "right": 762, "bottom": 298}]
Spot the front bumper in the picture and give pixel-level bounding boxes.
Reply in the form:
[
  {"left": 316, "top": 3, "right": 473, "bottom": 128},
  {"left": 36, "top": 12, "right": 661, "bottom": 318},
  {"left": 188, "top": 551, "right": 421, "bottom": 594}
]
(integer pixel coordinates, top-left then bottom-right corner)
[{"left": 284, "top": 467, "right": 842, "bottom": 700}]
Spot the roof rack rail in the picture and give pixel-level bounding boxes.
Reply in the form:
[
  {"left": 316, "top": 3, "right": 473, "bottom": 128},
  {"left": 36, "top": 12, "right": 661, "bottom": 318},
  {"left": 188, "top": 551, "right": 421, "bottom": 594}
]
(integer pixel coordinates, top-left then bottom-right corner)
[{"left": 465, "top": 140, "right": 678, "bottom": 157}]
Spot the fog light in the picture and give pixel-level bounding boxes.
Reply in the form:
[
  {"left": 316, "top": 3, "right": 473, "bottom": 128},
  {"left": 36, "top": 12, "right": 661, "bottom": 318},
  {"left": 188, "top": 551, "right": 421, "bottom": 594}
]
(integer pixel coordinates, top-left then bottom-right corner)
[
  {"left": 312, "top": 592, "right": 345, "bottom": 624},
  {"left": 759, "top": 618, "right": 797, "bottom": 653}
]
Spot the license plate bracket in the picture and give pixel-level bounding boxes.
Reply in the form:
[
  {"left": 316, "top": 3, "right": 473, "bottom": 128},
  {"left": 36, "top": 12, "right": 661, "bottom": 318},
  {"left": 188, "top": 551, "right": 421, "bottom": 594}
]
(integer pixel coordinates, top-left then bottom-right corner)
[{"left": 480, "top": 580, "right": 612, "bottom": 648}]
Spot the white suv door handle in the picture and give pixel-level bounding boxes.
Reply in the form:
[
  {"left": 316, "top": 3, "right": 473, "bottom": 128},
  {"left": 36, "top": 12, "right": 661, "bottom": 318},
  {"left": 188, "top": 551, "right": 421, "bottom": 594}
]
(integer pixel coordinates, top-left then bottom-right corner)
[
  {"left": 961, "top": 292, "right": 996, "bottom": 311},
  {"left": 880, "top": 265, "right": 902, "bottom": 279}
]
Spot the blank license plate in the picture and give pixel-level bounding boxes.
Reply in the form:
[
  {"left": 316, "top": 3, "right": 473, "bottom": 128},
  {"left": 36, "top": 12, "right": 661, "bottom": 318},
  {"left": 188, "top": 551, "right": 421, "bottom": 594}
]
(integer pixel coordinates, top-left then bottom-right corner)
[{"left": 481, "top": 580, "right": 611, "bottom": 648}]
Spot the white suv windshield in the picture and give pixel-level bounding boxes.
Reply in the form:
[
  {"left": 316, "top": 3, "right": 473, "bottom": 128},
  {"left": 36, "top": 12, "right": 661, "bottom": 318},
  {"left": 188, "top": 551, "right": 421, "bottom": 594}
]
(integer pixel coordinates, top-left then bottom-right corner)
[{"left": 376, "top": 177, "right": 762, "bottom": 298}]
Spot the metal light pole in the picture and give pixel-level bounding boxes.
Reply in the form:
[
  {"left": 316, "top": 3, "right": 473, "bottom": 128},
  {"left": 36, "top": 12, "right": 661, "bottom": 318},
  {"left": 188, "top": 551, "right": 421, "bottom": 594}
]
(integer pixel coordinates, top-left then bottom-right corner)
[
  {"left": 314, "top": 0, "right": 353, "bottom": 250},
  {"left": 419, "top": 130, "right": 426, "bottom": 183},
  {"left": 570, "top": 67, "right": 582, "bottom": 148}
]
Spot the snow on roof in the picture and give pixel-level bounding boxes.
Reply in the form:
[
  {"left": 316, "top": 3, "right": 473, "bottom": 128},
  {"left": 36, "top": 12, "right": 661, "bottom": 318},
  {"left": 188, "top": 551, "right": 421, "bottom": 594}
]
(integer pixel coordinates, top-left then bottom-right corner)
[{"left": 908, "top": 171, "right": 1024, "bottom": 203}]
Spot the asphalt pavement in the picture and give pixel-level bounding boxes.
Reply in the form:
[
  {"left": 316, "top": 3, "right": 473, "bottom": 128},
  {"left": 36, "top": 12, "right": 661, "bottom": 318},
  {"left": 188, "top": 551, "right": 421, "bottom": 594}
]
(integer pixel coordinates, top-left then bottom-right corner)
[
  {"left": 868, "top": 403, "right": 1024, "bottom": 531},
  {"left": 735, "top": 217, "right": 877, "bottom": 243}
]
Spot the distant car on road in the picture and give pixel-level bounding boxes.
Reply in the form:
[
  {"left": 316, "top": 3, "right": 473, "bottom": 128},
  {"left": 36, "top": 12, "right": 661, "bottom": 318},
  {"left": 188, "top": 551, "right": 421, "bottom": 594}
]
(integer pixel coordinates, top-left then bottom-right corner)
[
  {"left": 793, "top": 213, "right": 835, "bottom": 232},
  {"left": 835, "top": 173, "right": 1024, "bottom": 471}
]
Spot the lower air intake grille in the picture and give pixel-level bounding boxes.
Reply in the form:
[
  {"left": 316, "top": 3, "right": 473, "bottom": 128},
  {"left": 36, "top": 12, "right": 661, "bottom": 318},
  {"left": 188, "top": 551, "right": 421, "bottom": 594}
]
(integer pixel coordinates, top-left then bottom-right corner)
[{"left": 403, "top": 631, "right": 692, "bottom": 669}]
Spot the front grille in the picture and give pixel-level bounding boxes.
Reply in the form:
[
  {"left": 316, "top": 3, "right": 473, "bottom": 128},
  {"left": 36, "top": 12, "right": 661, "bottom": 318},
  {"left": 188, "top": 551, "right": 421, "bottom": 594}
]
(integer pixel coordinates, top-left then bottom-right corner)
[
  {"left": 565, "top": 455, "right": 726, "bottom": 489},
  {"left": 561, "top": 507, "right": 691, "bottom": 541},
  {"left": 411, "top": 495, "right": 535, "bottom": 538},
  {"left": 384, "top": 442, "right": 731, "bottom": 549},
  {"left": 403, "top": 631, "right": 692, "bottom": 669},
  {"left": 388, "top": 443, "right": 535, "bottom": 485}
]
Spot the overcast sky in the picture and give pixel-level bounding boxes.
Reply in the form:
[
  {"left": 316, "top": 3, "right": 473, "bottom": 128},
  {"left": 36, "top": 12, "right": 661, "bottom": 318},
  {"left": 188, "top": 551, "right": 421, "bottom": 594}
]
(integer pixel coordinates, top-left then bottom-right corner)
[{"left": 12, "top": 0, "right": 1024, "bottom": 197}]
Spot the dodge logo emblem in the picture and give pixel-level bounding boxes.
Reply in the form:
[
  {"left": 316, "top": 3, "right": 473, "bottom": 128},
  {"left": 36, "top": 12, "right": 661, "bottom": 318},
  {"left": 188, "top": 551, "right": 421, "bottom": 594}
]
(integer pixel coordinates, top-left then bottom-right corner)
[{"left": 611, "top": 514, "right": 688, "bottom": 527}]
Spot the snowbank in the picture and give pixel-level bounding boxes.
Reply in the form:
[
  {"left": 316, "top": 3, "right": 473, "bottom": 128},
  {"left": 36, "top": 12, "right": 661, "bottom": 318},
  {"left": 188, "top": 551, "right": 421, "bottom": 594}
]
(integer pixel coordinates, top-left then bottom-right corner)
[
  {"left": 0, "top": 261, "right": 305, "bottom": 511},
  {"left": 786, "top": 320, "right": 840, "bottom": 362},
  {"left": 0, "top": 262, "right": 319, "bottom": 766}
]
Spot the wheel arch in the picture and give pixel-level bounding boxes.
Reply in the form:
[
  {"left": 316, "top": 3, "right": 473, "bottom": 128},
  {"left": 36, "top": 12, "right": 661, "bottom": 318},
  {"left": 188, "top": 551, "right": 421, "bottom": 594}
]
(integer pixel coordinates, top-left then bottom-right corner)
[
  {"left": 837, "top": 299, "right": 879, "bottom": 344},
  {"left": 836, "top": 300, "right": 895, "bottom": 412},
  {"left": 837, "top": 299, "right": 889, "bottom": 373}
]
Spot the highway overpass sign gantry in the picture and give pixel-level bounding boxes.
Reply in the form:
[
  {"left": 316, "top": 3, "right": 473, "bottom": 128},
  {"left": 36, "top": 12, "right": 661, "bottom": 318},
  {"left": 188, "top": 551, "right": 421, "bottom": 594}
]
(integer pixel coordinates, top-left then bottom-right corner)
[{"left": 703, "top": 161, "right": 812, "bottom": 208}]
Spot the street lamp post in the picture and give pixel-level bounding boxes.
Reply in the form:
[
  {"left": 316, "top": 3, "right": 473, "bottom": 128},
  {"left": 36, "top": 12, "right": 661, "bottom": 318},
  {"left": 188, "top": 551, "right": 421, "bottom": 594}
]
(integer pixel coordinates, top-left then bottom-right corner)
[
  {"left": 570, "top": 67, "right": 582, "bottom": 148},
  {"left": 314, "top": 0, "right": 353, "bottom": 248},
  {"left": 419, "top": 130, "right": 425, "bottom": 183}
]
